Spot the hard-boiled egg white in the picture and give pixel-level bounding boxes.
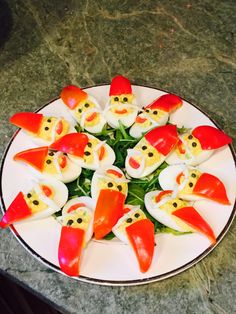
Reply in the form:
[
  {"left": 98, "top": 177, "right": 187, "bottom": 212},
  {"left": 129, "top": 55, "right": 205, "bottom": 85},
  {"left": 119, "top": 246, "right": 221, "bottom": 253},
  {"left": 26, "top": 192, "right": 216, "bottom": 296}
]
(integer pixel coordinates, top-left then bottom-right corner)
[
  {"left": 166, "top": 132, "right": 213, "bottom": 166},
  {"left": 91, "top": 165, "right": 129, "bottom": 200},
  {"left": 125, "top": 137, "right": 166, "bottom": 178},
  {"left": 18, "top": 178, "right": 68, "bottom": 223},
  {"left": 68, "top": 133, "right": 115, "bottom": 170},
  {"left": 144, "top": 190, "right": 193, "bottom": 232},
  {"left": 112, "top": 206, "right": 146, "bottom": 244},
  {"left": 69, "top": 95, "right": 106, "bottom": 134},
  {"left": 60, "top": 197, "right": 95, "bottom": 244}
]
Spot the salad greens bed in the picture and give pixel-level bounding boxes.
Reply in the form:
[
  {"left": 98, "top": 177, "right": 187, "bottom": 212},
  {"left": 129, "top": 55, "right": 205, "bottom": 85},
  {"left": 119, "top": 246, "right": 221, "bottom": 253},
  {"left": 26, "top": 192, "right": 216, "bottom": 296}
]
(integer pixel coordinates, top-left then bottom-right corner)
[{"left": 60, "top": 123, "right": 191, "bottom": 239}]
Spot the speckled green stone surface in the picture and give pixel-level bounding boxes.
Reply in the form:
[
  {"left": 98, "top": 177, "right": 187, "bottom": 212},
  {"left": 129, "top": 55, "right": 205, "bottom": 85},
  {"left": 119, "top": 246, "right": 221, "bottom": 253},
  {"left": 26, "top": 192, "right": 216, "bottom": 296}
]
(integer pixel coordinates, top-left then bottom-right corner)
[{"left": 0, "top": 0, "right": 236, "bottom": 313}]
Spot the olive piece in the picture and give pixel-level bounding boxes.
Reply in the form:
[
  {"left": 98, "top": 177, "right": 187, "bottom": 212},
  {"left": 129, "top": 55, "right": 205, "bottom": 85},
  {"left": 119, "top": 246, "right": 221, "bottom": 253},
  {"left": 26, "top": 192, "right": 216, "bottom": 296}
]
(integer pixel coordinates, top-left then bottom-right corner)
[
  {"left": 87, "top": 142, "right": 92, "bottom": 148},
  {"left": 33, "top": 200, "right": 39, "bottom": 205},
  {"left": 48, "top": 152, "right": 54, "bottom": 156},
  {"left": 134, "top": 213, "right": 140, "bottom": 218},
  {"left": 84, "top": 151, "right": 91, "bottom": 156},
  {"left": 117, "top": 185, "right": 122, "bottom": 191},
  {"left": 107, "top": 182, "right": 113, "bottom": 188},
  {"left": 142, "top": 145, "right": 147, "bottom": 150},
  {"left": 114, "top": 97, "right": 119, "bottom": 102},
  {"left": 27, "top": 193, "right": 32, "bottom": 198},
  {"left": 78, "top": 108, "right": 82, "bottom": 113},
  {"left": 191, "top": 173, "right": 197, "bottom": 178},
  {"left": 44, "top": 127, "right": 49, "bottom": 131},
  {"left": 123, "top": 97, "right": 128, "bottom": 102},
  {"left": 145, "top": 109, "right": 150, "bottom": 113},
  {"left": 173, "top": 202, "right": 178, "bottom": 208},
  {"left": 189, "top": 182, "right": 194, "bottom": 187},
  {"left": 188, "top": 135, "right": 193, "bottom": 140},
  {"left": 84, "top": 103, "right": 90, "bottom": 108},
  {"left": 47, "top": 119, "right": 51, "bottom": 123},
  {"left": 153, "top": 110, "right": 158, "bottom": 115},
  {"left": 46, "top": 159, "right": 52, "bottom": 164},
  {"left": 67, "top": 219, "right": 74, "bottom": 226},
  {"left": 126, "top": 218, "right": 133, "bottom": 223},
  {"left": 77, "top": 218, "right": 83, "bottom": 224},
  {"left": 148, "top": 152, "right": 154, "bottom": 157},
  {"left": 192, "top": 142, "right": 197, "bottom": 147}
]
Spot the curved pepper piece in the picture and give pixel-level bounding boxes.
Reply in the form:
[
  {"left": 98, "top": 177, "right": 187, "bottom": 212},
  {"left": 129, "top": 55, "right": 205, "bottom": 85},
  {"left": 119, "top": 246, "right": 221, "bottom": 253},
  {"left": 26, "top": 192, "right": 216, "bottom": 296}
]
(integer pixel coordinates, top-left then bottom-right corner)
[
  {"left": 172, "top": 206, "right": 216, "bottom": 244},
  {"left": 192, "top": 126, "right": 232, "bottom": 150},
  {"left": 10, "top": 112, "right": 43, "bottom": 134},
  {"left": 58, "top": 226, "right": 85, "bottom": 276},
  {"left": 147, "top": 94, "right": 183, "bottom": 112},
  {"left": 93, "top": 189, "right": 126, "bottom": 239},
  {"left": 126, "top": 219, "right": 155, "bottom": 273},
  {"left": 14, "top": 147, "right": 49, "bottom": 171},
  {"left": 193, "top": 173, "right": 230, "bottom": 205},
  {"left": 145, "top": 125, "right": 178, "bottom": 156},
  {"left": 109, "top": 75, "right": 132, "bottom": 96},
  {"left": 50, "top": 133, "right": 88, "bottom": 157},
  {"left": 61, "top": 85, "right": 88, "bottom": 110},
  {"left": 0, "top": 192, "right": 31, "bottom": 228}
]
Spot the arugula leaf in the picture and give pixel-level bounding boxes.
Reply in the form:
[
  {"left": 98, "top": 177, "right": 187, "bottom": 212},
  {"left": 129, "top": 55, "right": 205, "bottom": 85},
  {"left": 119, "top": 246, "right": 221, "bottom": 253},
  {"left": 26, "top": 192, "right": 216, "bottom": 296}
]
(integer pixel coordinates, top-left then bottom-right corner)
[{"left": 103, "top": 231, "right": 116, "bottom": 240}]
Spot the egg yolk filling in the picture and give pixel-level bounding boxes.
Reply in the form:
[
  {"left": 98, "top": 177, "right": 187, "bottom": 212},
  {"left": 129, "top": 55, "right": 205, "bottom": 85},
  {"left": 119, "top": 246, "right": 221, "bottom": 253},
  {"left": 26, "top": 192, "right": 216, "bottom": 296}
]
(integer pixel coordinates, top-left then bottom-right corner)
[
  {"left": 84, "top": 112, "right": 101, "bottom": 127},
  {"left": 73, "top": 100, "right": 96, "bottom": 121},
  {"left": 83, "top": 139, "right": 107, "bottom": 164},
  {"left": 110, "top": 94, "right": 134, "bottom": 105},
  {"left": 43, "top": 152, "right": 68, "bottom": 174},
  {"left": 143, "top": 108, "right": 167, "bottom": 122},
  {"left": 133, "top": 138, "right": 161, "bottom": 167},
  {"left": 97, "top": 178, "right": 128, "bottom": 195},
  {"left": 178, "top": 169, "right": 201, "bottom": 195},
  {"left": 177, "top": 133, "right": 203, "bottom": 159},
  {"left": 37, "top": 117, "right": 69, "bottom": 141},
  {"left": 24, "top": 189, "right": 49, "bottom": 214},
  {"left": 116, "top": 209, "right": 146, "bottom": 235}
]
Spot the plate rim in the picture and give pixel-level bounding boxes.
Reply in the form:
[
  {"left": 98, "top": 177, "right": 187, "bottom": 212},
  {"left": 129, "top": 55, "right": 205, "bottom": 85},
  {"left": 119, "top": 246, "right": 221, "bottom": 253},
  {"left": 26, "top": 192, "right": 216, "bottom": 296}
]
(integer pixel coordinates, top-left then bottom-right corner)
[{"left": 1, "top": 83, "right": 236, "bottom": 286}]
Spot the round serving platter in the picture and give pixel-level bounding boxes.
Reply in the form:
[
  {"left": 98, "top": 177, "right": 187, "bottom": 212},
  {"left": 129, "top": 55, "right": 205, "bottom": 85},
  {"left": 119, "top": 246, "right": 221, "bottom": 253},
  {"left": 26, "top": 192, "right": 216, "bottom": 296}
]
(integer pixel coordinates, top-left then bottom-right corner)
[{"left": 1, "top": 84, "right": 236, "bottom": 286}]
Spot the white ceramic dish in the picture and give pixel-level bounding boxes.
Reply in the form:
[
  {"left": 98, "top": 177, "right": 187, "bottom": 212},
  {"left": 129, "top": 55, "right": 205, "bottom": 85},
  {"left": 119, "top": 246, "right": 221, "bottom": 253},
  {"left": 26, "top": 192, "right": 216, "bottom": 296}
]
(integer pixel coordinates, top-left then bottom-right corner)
[{"left": 1, "top": 84, "right": 236, "bottom": 286}]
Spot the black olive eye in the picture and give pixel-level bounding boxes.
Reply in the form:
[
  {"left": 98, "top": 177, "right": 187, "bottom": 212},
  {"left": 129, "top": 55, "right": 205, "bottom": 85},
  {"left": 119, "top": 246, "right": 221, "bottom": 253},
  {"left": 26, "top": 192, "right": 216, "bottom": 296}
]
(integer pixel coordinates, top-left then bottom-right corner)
[
  {"left": 145, "top": 109, "right": 150, "bottom": 113},
  {"left": 27, "top": 193, "right": 32, "bottom": 198},
  {"left": 148, "top": 152, "right": 154, "bottom": 157},
  {"left": 134, "top": 213, "right": 140, "bottom": 218},
  {"left": 192, "top": 142, "right": 197, "bottom": 147},
  {"left": 84, "top": 151, "right": 91, "bottom": 156},
  {"left": 153, "top": 111, "right": 158, "bottom": 115},
  {"left": 33, "top": 200, "right": 39, "bottom": 205},
  {"left": 126, "top": 218, "right": 133, "bottom": 223},
  {"left": 117, "top": 185, "right": 122, "bottom": 191},
  {"left": 77, "top": 218, "right": 83, "bottom": 224},
  {"left": 84, "top": 103, "right": 90, "bottom": 108},
  {"left": 142, "top": 146, "right": 147, "bottom": 150},
  {"left": 188, "top": 135, "right": 193, "bottom": 140},
  {"left": 44, "top": 127, "right": 49, "bottom": 131},
  {"left": 189, "top": 182, "right": 194, "bottom": 187},
  {"left": 49, "top": 152, "right": 54, "bottom": 156},
  {"left": 78, "top": 108, "right": 82, "bottom": 113},
  {"left": 87, "top": 142, "right": 92, "bottom": 148},
  {"left": 46, "top": 159, "right": 52, "bottom": 164},
  {"left": 114, "top": 97, "right": 119, "bottom": 102},
  {"left": 107, "top": 182, "right": 113, "bottom": 188},
  {"left": 173, "top": 202, "right": 178, "bottom": 208},
  {"left": 47, "top": 119, "right": 51, "bottom": 123},
  {"left": 67, "top": 219, "right": 73, "bottom": 226},
  {"left": 191, "top": 173, "right": 197, "bottom": 178},
  {"left": 123, "top": 97, "right": 128, "bottom": 102}
]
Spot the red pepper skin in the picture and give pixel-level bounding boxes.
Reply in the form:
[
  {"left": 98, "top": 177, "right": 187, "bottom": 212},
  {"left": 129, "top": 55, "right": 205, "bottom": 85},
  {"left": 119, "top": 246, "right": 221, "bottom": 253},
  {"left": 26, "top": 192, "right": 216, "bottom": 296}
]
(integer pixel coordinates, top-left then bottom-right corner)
[
  {"left": 192, "top": 126, "right": 232, "bottom": 150},
  {"left": 193, "top": 173, "right": 230, "bottom": 205},
  {"left": 172, "top": 206, "right": 216, "bottom": 244},
  {"left": 147, "top": 94, "right": 183, "bottom": 112},
  {"left": 58, "top": 226, "right": 84, "bottom": 276},
  {"left": 10, "top": 112, "right": 43, "bottom": 134},
  {"left": 126, "top": 219, "right": 155, "bottom": 273},
  {"left": 0, "top": 192, "right": 31, "bottom": 228},
  {"left": 61, "top": 85, "right": 87, "bottom": 110},
  {"left": 109, "top": 75, "right": 132, "bottom": 96},
  {"left": 14, "top": 147, "right": 49, "bottom": 171},
  {"left": 50, "top": 133, "right": 88, "bottom": 157},
  {"left": 93, "top": 189, "right": 126, "bottom": 239},
  {"left": 145, "top": 125, "right": 178, "bottom": 156}
]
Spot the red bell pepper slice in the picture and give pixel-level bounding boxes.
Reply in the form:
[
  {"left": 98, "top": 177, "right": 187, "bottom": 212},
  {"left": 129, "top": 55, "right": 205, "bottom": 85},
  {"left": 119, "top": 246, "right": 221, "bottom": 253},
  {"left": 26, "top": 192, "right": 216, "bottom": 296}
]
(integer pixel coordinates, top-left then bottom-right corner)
[
  {"left": 61, "top": 85, "right": 87, "bottom": 110},
  {"left": 193, "top": 173, "right": 230, "bottom": 204},
  {"left": 177, "top": 139, "right": 186, "bottom": 154},
  {"left": 109, "top": 75, "right": 132, "bottom": 96},
  {"left": 192, "top": 126, "right": 232, "bottom": 150},
  {"left": 147, "top": 94, "right": 183, "bottom": 112},
  {"left": 106, "top": 169, "right": 123, "bottom": 178},
  {"left": 93, "top": 189, "right": 126, "bottom": 239},
  {"left": 98, "top": 146, "right": 105, "bottom": 161},
  {"left": 145, "top": 124, "right": 178, "bottom": 156},
  {"left": 172, "top": 206, "right": 216, "bottom": 244},
  {"left": 115, "top": 109, "right": 128, "bottom": 114},
  {"left": 14, "top": 147, "right": 49, "bottom": 172},
  {"left": 58, "top": 226, "right": 85, "bottom": 276},
  {"left": 128, "top": 157, "right": 140, "bottom": 169},
  {"left": 50, "top": 133, "right": 88, "bottom": 157},
  {"left": 10, "top": 112, "right": 43, "bottom": 134},
  {"left": 126, "top": 219, "right": 155, "bottom": 273},
  {"left": 0, "top": 192, "right": 32, "bottom": 228},
  {"left": 59, "top": 155, "right": 67, "bottom": 169},
  {"left": 176, "top": 172, "right": 184, "bottom": 184},
  {"left": 56, "top": 120, "right": 63, "bottom": 135},
  {"left": 85, "top": 112, "right": 98, "bottom": 122},
  {"left": 41, "top": 185, "right": 53, "bottom": 197},
  {"left": 67, "top": 203, "right": 86, "bottom": 213},
  {"left": 155, "top": 190, "right": 173, "bottom": 203},
  {"left": 135, "top": 116, "right": 147, "bottom": 123}
]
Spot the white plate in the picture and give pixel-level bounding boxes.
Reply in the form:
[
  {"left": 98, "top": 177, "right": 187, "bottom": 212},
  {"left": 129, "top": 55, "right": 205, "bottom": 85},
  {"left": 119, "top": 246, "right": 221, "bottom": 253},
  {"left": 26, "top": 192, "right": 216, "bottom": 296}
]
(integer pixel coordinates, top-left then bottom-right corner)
[{"left": 1, "top": 85, "right": 236, "bottom": 286}]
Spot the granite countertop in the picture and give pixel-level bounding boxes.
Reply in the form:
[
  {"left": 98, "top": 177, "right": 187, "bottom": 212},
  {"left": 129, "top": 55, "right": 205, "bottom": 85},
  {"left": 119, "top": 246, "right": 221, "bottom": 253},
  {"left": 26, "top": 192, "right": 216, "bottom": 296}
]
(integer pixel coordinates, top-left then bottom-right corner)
[{"left": 0, "top": 0, "right": 235, "bottom": 313}]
